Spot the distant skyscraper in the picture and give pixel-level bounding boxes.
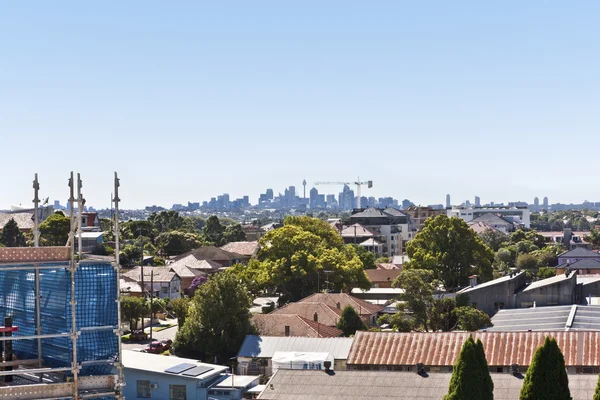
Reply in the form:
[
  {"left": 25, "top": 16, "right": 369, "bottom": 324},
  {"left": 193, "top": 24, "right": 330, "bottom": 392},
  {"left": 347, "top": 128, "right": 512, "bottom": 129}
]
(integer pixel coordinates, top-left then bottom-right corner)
[
  {"left": 302, "top": 179, "right": 307, "bottom": 200},
  {"left": 446, "top": 194, "right": 451, "bottom": 208},
  {"left": 543, "top": 196, "right": 549, "bottom": 209},
  {"left": 474, "top": 196, "right": 481, "bottom": 207},
  {"left": 288, "top": 186, "right": 296, "bottom": 207},
  {"left": 534, "top": 197, "right": 539, "bottom": 207},
  {"left": 465, "top": 200, "right": 472, "bottom": 208},
  {"left": 266, "top": 189, "right": 274, "bottom": 200},
  {"left": 309, "top": 187, "right": 319, "bottom": 209}
]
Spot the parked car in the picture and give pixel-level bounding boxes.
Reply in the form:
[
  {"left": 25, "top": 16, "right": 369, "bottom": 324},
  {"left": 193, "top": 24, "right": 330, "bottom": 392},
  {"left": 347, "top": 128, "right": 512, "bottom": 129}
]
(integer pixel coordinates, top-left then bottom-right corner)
[
  {"left": 130, "top": 330, "right": 148, "bottom": 341},
  {"left": 145, "top": 341, "right": 164, "bottom": 354},
  {"left": 160, "top": 339, "right": 173, "bottom": 351}
]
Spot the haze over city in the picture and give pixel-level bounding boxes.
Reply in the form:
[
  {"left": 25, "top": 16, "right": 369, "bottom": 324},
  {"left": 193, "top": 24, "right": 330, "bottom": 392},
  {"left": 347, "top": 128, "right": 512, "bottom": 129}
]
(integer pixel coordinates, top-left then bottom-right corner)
[{"left": 2, "top": 2, "right": 600, "bottom": 209}]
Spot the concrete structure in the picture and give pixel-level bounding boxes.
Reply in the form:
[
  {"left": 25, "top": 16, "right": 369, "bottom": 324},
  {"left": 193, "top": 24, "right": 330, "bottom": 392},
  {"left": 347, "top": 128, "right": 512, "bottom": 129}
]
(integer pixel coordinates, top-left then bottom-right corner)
[
  {"left": 122, "top": 350, "right": 259, "bottom": 400},
  {"left": 257, "top": 369, "right": 597, "bottom": 400},
  {"left": 518, "top": 270, "right": 578, "bottom": 308},
  {"left": 348, "top": 207, "right": 414, "bottom": 256},
  {"left": 447, "top": 205, "right": 531, "bottom": 228},
  {"left": 457, "top": 272, "right": 527, "bottom": 315}
]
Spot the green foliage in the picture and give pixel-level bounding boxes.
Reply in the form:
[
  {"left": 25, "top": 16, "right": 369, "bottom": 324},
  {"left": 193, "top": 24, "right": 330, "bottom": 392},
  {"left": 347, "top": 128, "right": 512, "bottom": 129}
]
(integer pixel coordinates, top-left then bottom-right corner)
[
  {"left": 170, "top": 297, "right": 190, "bottom": 326},
  {"left": 119, "top": 244, "right": 143, "bottom": 267},
  {"left": 348, "top": 244, "right": 377, "bottom": 269},
  {"left": 479, "top": 228, "right": 508, "bottom": 252},
  {"left": 444, "top": 336, "right": 493, "bottom": 400},
  {"left": 586, "top": 229, "right": 600, "bottom": 250},
  {"left": 406, "top": 215, "right": 494, "bottom": 290},
  {"left": 336, "top": 305, "right": 367, "bottom": 336},
  {"left": 537, "top": 267, "right": 557, "bottom": 280},
  {"left": 122, "top": 220, "right": 155, "bottom": 241},
  {"left": 235, "top": 217, "right": 369, "bottom": 303},
  {"left": 222, "top": 223, "right": 247, "bottom": 244},
  {"left": 393, "top": 269, "right": 439, "bottom": 331},
  {"left": 454, "top": 307, "right": 492, "bottom": 331},
  {"left": 147, "top": 297, "right": 166, "bottom": 316},
  {"left": 202, "top": 215, "right": 226, "bottom": 245},
  {"left": 39, "top": 212, "right": 70, "bottom": 246},
  {"left": 174, "top": 272, "right": 253, "bottom": 362},
  {"left": 148, "top": 211, "right": 189, "bottom": 234},
  {"left": 375, "top": 256, "right": 390, "bottom": 263},
  {"left": 389, "top": 312, "right": 414, "bottom": 332},
  {"left": 517, "top": 253, "right": 539, "bottom": 272},
  {"left": 121, "top": 296, "right": 149, "bottom": 330},
  {"left": 155, "top": 231, "right": 202, "bottom": 256},
  {"left": 594, "top": 374, "right": 600, "bottom": 400},
  {"left": 429, "top": 298, "right": 459, "bottom": 332},
  {"left": 519, "top": 337, "right": 571, "bottom": 400},
  {"left": 0, "top": 218, "right": 26, "bottom": 247}
]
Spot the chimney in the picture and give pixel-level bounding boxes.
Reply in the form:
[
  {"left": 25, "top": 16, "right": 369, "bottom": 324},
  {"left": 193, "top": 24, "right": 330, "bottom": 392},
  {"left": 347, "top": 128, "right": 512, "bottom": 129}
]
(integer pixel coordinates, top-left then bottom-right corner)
[
  {"left": 469, "top": 275, "right": 478, "bottom": 287},
  {"left": 284, "top": 326, "right": 290, "bottom": 336},
  {"left": 415, "top": 363, "right": 425, "bottom": 374},
  {"left": 324, "top": 361, "right": 332, "bottom": 371},
  {"left": 510, "top": 363, "right": 519, "bottom": 376},
  {"left": 336, "top": 302, "right": 341, "bottom": 309},
  {"left": 313, "top": 312, "right": 318, "bottom": 322}
]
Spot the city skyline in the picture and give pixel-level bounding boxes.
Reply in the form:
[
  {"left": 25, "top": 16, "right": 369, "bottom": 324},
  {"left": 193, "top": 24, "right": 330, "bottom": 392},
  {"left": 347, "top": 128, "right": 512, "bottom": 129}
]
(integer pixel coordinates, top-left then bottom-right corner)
[{"left": 3, "top": 3, "right": 600, "bottom": 209}]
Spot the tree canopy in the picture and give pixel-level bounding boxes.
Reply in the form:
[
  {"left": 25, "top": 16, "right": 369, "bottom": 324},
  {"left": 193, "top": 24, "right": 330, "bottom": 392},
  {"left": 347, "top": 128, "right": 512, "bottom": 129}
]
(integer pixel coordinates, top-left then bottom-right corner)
[
  {"left": 0, "top": 218, "right": 26, "bottom": 247},
  {"left": 349, "top": 244, "right": 377, "bottom": 269},
  {"left": 174, "top": 272, "right": 253, "bottom": 363},
  {"left": 336, "top": 305, "right": 367, "bottom": 336},
  {"left": 155, "top": 231, "right": 202, "bottom": 256},
  {"left": 120, "top": 296, "right": 149, "bottom": 330},
  {"left": 444, "top": 336, "right": 493, "bottom": 400},
  {"left": 39, "top": 212, "right": 70, "bottom": 246},
  {"left": 594, "top": 374, "right": 600, "bottom": 400},
  {"left": 519, "top": 337, "right": 571, "bottom": 400},
  {"left": 405, "top": 215, "right": 493, "bottom": 290}
]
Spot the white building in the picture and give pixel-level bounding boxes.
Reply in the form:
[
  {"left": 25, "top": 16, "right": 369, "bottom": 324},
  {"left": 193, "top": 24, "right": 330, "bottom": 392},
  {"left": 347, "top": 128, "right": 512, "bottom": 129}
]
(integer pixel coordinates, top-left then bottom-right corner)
[
  {"left": 447, "top": 206, "right": 531, "bottom": 228},
  {"left": 348, "top": 207, "right": 415, "bottom": 256}
]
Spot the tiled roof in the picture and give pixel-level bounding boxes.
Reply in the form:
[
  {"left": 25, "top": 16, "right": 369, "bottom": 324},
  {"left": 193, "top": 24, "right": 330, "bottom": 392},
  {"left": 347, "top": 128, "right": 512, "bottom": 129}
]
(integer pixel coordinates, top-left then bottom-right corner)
[
  {"left": 468, "top": 221, "right": 497, "bottom": 234},
  {"left": 272, "top": 302, "right": 342, "bottom": 326},
  {"left": 220, "top": 241, "right": 259, "bottom": 257},
  {"left": 123, "top": 267, "right": 177, "bottom": 283},
  {"left": 365, "top": 269, "right": 401, "bottom": 283},
  {"left": 251, "top": 314, "right": 342, "bottom": 338},
  {"left": 559, "top": 247, "right": 599, "bottom": 259},
  {"left": 340, "top": 224, "right": 377, "bottom": 238},
  {"left": 566, "top": 258, "right": 600, "bottom": 270},
  {"left": 470, "top": 212, "right": 514, "bottom": 226},
  {"left": 0, "top": 212, "right": 35, "bottom": 230},
  {"left": 168, "top": 262, "right": 203, "bottom": 278},
  {"left": 358, "top": 238, "right": 382, "bottom": 246},
  {"left": 238, "top": 335, "right": 354, "bottom": 359},
  {"left": 347, "top": 331, "right": 600, "bottom": 367},
  {"left": 120, "top": 276, "right": 143, "bottom": 293},
  {"left": 299, "top": 293, "right": 384, "bottom": 315},
  {"left": 191, "top": 246, "right": 242, "bottom": 261},
  {"left": 376, "top": 263, "right": 401, "bottom": 270},
  {"left": 257, "top": 370, "right": 598, "bottom": 400}
]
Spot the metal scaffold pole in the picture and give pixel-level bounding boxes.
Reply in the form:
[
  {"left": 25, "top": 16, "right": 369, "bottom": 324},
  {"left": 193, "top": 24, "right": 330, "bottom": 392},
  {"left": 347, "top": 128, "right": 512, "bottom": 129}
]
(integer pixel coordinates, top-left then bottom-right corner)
[
  {"left": 113, "top": 172, "right": 125, "bottom": 399},
  {"left": 33, "top": 173, "right": 43, "bottom": 382},
  {"left": 71, "top": 173, "right": 81, "bottom": 398}
]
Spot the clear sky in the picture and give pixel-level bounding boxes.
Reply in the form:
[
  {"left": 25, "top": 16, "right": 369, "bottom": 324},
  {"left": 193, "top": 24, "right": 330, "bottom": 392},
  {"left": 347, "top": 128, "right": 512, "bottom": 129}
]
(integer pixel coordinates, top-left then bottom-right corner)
[{"left": 2, "top": 1, "right": 599, "bottom": 210}]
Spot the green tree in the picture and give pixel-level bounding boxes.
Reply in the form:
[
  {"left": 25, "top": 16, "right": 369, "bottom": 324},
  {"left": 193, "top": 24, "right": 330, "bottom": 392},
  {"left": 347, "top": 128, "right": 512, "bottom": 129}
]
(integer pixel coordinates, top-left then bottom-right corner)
[
  {"left": 284, "top": 215, "right": 344, "bottom": 248},
  {"left": 517, "top": 253, "right": 539, "bottom": 273},
  {"left": 121, "top": 296, "right": 149, "bottom": 330},
  {"left": 444, "top": 336, "right": 493, "bottom": 400},
  {"left": 376, "top": 256, "right": 390, "bottom": 263},
  {"left": 146, "top": 297, "right": 166, "bottom": 317},
  {"left": 39, "top": 213, "right": 71, "bottom": 246},
  {"left": 594, "top": 374, "right": 600, "bottom": 400},
  {"left": 454, "top": 307, "right": 492, "bottom": 331},
  {"left": 389, "top": 311, "right": 414, "bottom": 332},
  {"left": 122, "top": 220, "right": 156, "bottom": 241},
  {"left": 393, "top": 269, "right": 440, "bottom": 331},
  {"left": 406, "top": 215, "right": 493, "bottom": 290},
  {"left": 174, "top": 272, "right": 253, "bottom": 362},
  {"left": 203, "top": 215, "right": 226, "bottom": 245},
  {"left": 525, "top": 230, "right": 546, "bottom": 249},
  {"left": 170, "top": 297, "right": 190, "bottom": 326},
  {"left": 155, "top": 231, "right": 202, "bottom": 256},
  {"left": 348, "top": 244, "right": 377, "bottom": 269},
  {"left": 148, "top": 211, "right": 187, "bottom": 233},
  {"left": 0, "top": 218, "right": 26, "bottom": 247},
  {"left": 222, "top": 223, "right": 247, "bottom": 244},
  {"left": 537, "top": 267, "right": 556, "bottom": 280},
  {"left": 336, "top": 305, "right": 367, "bottom": 336},
  {"left": 586, "top": 229, "right": 600, "bottom": 250},
  {"left": 429, "top": 298, "right": 459, "bottom": 332},
  {"left": 479, "top": 228, "right": 508, "bottom": 252},
  {"left": 119, "top": 244, "right": 143, "bottom": 267},
  {"left": 519, "top": 337, "right": 571, "bottom": 400}
]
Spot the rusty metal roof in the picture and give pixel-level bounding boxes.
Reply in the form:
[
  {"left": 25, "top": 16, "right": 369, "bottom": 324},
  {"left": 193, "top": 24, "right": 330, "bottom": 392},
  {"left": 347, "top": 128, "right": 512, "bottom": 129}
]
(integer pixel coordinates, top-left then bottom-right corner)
[{"left": 347, "top": 331, "right": 600, "bottom": 367}]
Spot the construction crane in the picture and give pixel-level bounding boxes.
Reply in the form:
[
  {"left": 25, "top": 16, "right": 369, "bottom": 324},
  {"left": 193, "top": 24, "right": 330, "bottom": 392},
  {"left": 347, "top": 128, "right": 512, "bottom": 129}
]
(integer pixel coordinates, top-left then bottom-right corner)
[{"left": 314, "top": 178, "right": 373, "bottom": 209}]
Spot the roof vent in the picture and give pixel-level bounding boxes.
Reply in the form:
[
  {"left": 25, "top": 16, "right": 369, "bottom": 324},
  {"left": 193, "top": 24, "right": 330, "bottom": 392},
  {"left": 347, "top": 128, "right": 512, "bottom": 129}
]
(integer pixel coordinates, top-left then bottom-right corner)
[
  {"left": 324, "top": 361, "right": 332, "bottom": 371},
  {"left": 336, "top": 302, "right": 341, "bottom": 309},
  {"left": 415, "top": 363, "right": 425, "bottom": 374},
  {"left": 510, "top": 363, "right": 519, "bottom": 375},
  {"left": 313, "top": 312, "right": 318, "bottom": 322}
]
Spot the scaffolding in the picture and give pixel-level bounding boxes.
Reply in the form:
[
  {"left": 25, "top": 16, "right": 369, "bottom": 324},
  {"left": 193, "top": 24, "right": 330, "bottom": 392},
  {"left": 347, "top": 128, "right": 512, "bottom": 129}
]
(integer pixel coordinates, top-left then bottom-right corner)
[{"left": 0, "top": 172, "right": 124, "bottom": 400}]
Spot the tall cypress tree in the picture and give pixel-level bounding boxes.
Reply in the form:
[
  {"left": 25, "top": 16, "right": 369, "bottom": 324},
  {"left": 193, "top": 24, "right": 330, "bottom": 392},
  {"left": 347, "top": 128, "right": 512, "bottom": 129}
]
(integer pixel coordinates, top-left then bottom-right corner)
[
  {"left": 336, "top": 305, "right": 367, "bottom": 336},
  {"left": 519, "top": 337, "right": 571, "bottom": 400},
  {"left": 594, "top": 374, "right": 600, "bottom": 400},
  {"left": 444, "top": 336, "right": 493, "bottom": 400},
  {"left": 0, "top": 218, "right": 26, "bottom": 247}
]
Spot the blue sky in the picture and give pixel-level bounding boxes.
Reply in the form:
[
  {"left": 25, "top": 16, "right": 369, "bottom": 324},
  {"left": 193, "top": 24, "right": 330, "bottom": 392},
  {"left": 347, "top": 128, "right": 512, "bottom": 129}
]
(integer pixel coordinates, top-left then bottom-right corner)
[{"left": 1, "top": 1, "right": 599, "bottom": 209}]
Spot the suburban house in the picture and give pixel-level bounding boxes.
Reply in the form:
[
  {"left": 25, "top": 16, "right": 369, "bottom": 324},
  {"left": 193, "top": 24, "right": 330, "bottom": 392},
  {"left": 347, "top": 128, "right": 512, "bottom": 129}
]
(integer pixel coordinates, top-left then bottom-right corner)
[
  {"left": 174, "top": 246, "right": 244, "bottom": 268},
  {"left": 123, "top": 267, "right": 181, "bottom": 300},
  {"left": 346, "top": 331, "right": 600, "bottom": 374},
  {"left": 467, "top": 213, "right": 515, "bottom": 234},
  {"left": 78, "top": 231, "right": 104, "bottom": 253},
  {"left": 558, "top": 247, "right": 600, "bottom": 266},
  {"left": 237, "top": 335, "right": 354, "bottom": 376},
  {"left": 542, "top": 229, "right": 591, "bottom": 250},
  {"left": 120, "top": 275, "right": 143, "bottom": 297},
  {"left": 220, "top": 241, "right": 260, "bottom": 260},
  {"left": 447, "top": 205, "right": 531, "bottom": 228},
  {"left": 340, "top": 223, "right": 377, "bottom": 244},
  {"left": 348, "top": 207, "right": 414, "bottom": 256},
  {"left": 0, "top": 205, "right": 55, "bottom": 233},
  {"left": 257, "top": 370, "right": 597, "bottom": 400},
  {"left": 250, "top": 314, "right": 342, "bottom": 338},
  {"left": 80, "top": 211, "right": 102, "bottom": 232},
  {"left": 122, "top": 350, "right": 260, "bottom": 400},
  {"left": 168, "top": 263, "right": 204, "bottom": 294},
  {"left": 557, "top": 259, "right": 600, "bottom": 275},
  {"left": 365, "top": 269, "right": 402, "bottom": 288}
]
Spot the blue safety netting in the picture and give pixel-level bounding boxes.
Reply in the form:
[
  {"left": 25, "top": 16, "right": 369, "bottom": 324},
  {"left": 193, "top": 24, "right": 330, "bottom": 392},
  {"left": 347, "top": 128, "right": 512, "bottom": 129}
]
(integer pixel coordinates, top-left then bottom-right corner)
[{"left": 0, "top": 262, "right": 118, "bottom": 376}]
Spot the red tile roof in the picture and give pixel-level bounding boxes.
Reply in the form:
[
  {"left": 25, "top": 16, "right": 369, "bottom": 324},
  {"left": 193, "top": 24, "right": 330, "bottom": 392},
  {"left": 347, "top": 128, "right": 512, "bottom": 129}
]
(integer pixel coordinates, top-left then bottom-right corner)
[
  {"left": 377, "top": 263, "right": 401, "bottom": 270},
  {"left": 272, "top": 302, "right": 342, "bottom": 326},
  {"left": 300, "top": 293, "right": 384, "bottom": 315},
  {"left": 251, "top": 314, "right": 342, "bottom": 338},
  {"left": 365, "top": 269, "right": 402, "bottom": 283},
  {"left": 220, "top": 241, "right": 259, "bottom": 257},
  {"left": 347, "top": 331, "right": 600, "bottom": 367}
]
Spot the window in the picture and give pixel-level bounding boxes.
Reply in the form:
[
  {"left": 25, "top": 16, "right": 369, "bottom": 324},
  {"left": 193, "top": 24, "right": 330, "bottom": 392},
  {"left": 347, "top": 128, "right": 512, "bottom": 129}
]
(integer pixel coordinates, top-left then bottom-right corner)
[
  {"left": 136, "top": 380, "right": 151, "bottom": 398},
  {"left": 284, "top": 325, "right": 290, "bottom": 336},
  {"left": 169, "top": 384, "right": 186, "bottom": 400}
]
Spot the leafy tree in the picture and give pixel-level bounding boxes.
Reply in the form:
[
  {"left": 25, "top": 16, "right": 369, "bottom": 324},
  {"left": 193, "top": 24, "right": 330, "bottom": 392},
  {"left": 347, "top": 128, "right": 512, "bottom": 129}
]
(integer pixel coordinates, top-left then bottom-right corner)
[
  {"left": 517, "top": 253, "right": 539, "bottom": 272},
  {"left": 405, "top": 215, "right": 493, "bottom": 290},
  {"left": 155, "top": 231, "right": 202, "bottom": 256},
  {"left": 375, "top": 256, "right": 390, "bottom": 263},
  {"left": 122, "top": 220, "right": 156, "bottom": 241},
  {"left": 348, "top": 244, "right": 377, "bottom": 269},
  {"left": 586, "top": 229, "right": 600, "bottom": 250},
  {"left": 479, "top": 228, "right": 508, "bottom": 252},
  {"left": 389, "top": 311, "right": 414, "bottom": 332},
  {"left": 537, "top": 267, "right": 556, "bottom": 280},
  {"left": 393, "top": 269, "right": 440, "bottom": 331},
  {"left": 121, "top": 296, "right": 149, "bottom": 330},
  {"left": 519, "top": 337, "right": 571, "bottom": 400},
  {"left": 454, "top": 307, "right": 492, "bottom": 331},
  {"left": 119, "top": 244, "right": 143, "bottom": 267},
  {"left": 147, "top": 297, "right": 166, "bottom": 317},
  {"left": 222, "top": 224, "right": 247, "bottom": 244},
  {"left": 203, "top": 215, "right": 226, "bottom": 245},
  {"left": 99, "top": 217, "right": 112, "bottom": 233},
  {"left": 188, "top": 275, "right": 208, "bottom": 295},
  {"left": 429, "top": 298, "right": 459, "bottom": 332},
  {"left": 148, "top": 211, "right": 187, "bottom": 234},
  {"left": 170, "top": 297, "right": 190, "bottom": 326},
  {"left": 174, "top": 272, "right": 253, "bottom": 362},
  {"left": 39, "top": 213, "right": 71, "bottom": 246},
  {"left": 594, "top": 374, "right": 600, "bottom": 400},
  {"left": 0, "top": 218, "right": 26, "bottom": 247},
  {"left": 444, "top": 336, "right": 493, "bottom": 400},
  {"left": 234, "top": 218, "right": 369, "bottom": 303},
  {"left": 510, "top": 229, "right": 527, "bottom": 244},
  {"left": 525, "top": 230, "right": 546, "bottom": 249},
  {"left": 336, "top": 305, "right": 367, "bottom": 336}
]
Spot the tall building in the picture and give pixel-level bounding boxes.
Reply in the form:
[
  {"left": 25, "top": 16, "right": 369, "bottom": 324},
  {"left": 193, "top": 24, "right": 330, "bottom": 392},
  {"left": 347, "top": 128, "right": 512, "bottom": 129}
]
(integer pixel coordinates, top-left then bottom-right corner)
[
  {"left": 543, "top": 197, "right": 549, "bottom": 209},
  {"left": 534, "top": 197, "right": 539, "bottom": 207},
  {"left": 309, "top": 187, "right": 319, "bottom": 209},
  {"left": 266, "top": 189, "right": 274, "bottom": 200},
  {"left": 288, "top": 186, "right": 296, "bottom": 207},
  {"left": 446, "top": 194, "right": 451, "bottom": 209},
  {"left": 302, "top": 179, "right": 307, "bottom": 200},
  {"left": 326, "top": 194, "right": 337, "bottom": 208},
  {"left": 474, "top": 196, "right": 481, "bottom": 207}
]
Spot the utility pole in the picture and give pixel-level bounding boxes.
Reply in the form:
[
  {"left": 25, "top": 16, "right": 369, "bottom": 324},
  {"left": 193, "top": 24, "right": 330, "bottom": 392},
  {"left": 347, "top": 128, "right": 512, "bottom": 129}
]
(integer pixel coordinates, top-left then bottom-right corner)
[{"left": 149, "top": 270, "right": 154, "bottom": 343}]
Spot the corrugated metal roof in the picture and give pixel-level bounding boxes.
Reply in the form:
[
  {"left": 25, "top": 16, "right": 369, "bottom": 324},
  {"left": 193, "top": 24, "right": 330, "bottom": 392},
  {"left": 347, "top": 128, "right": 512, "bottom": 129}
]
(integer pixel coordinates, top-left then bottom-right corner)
[
  {"left": 458, "top": 271, "right": 525, "bottom": 294},
  {"left": 489, "top": 305, "right": 572, "bottom": 332},
  {"left": 257, "top": 370, "right": 598, "bottom": 400},
  {"left": 523, "top": 270, "right": 575, "bottom": 292},
  {"left": 238, "top": 335, "right": 354, "bottom": 359},
  {"left": 347, "top": 331, "right": 600, "bottom": 367}
]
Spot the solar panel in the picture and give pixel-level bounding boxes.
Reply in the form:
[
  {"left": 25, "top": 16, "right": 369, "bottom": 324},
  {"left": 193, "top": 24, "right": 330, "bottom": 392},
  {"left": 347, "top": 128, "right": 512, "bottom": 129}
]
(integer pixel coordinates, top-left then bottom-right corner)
[
  {"left": 164, "top": 363, "right": 197, "bottom": 374},
  {"left": 181, "top": 365, "right": 214, "bottom": 377}
]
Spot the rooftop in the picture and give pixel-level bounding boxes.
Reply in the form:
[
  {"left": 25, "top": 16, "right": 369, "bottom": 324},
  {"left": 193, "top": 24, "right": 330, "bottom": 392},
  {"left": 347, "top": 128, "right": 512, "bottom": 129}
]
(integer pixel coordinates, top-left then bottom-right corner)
[
  {"left": 566, "top": 258, "right": 600, "bottom": 270},
  {"left": 238, "top": 335, "right": 354, "bottom": 360},
  {"left": 522, "top": 270, "right": 576, "bottom": 292},
  {"left": 122, "top": 350, "right": 227, "bottom": 380},
  {"left": 340, "top": 223, "right": 377, "bottom": 238},
  {"left": 559, "top": 247, "right": 599, "bottom": 259},
  {"left": 123, "top": 267, "right": 177, "bottom": 283},
  {"left": 220, "top": 241, "right": 259, "bottom": 257},
  {"left": 365, "top": 269, "right": 402, "bottom": 283},
  {"left": 298, "top": 293, "right": 384, "bottom": 315},
  {"left": 215, "top": 375, "right": 259, "bottom": 389},
  {"left": 251, "top": 314, "right": 342, "bottom": 338},
  {"left": 0, "top": 212, "right": 34, "bottom": 230},
  {"left": 458, "top": 271, "right": 526, "bottom": 294}
]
